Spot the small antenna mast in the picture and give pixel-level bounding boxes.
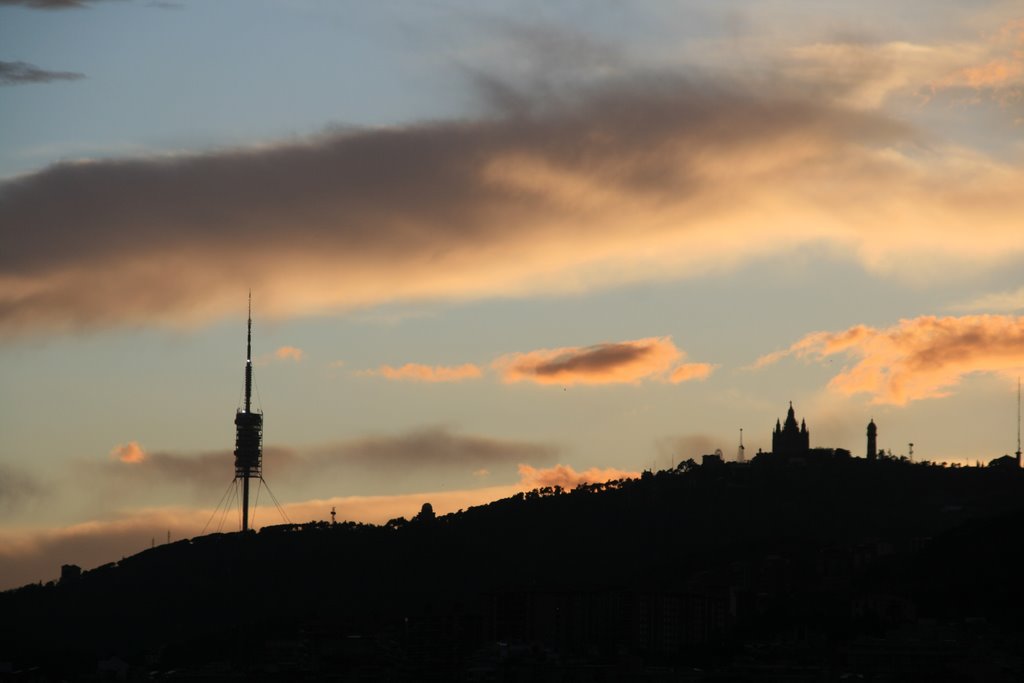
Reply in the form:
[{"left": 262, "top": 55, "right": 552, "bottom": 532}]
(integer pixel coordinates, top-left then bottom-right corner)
[{"left": 1017, "top": 377, "right": 1021, "bottom": 467}]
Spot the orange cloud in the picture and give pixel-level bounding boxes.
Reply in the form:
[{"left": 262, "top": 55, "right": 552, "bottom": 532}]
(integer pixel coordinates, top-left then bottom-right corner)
[
  {"left": 948, "top": 59, "right": 1024, "bottom": 89},
  {"left": 274, "top": 346, "right": 303, "bottom": 362},
  {"left": 494, "top": 336, "right": 714, "bottom": 386},
  {"left": 362, "top": 362, "right": 483, "bottom": 383},
  {"left": 757, "top": 315, "right": 1024, "bottom": 405},
  {"left": 933, "top": 19, "right": 1024, "bottom": 104},
  {"left": 109, "top": 441, "right": 145, "bottom": 464},
  {"left": 516, "top": 463, "right": 638, "bottom": 489},
  {"left": 669, "top": 362, "right": 716, "bottom": 383}
]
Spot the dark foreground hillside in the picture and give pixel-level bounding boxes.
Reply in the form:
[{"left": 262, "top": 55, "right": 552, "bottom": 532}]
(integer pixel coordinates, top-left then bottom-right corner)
[{"left": 3, "top": 457, "right": 1024, "bottom": 681}]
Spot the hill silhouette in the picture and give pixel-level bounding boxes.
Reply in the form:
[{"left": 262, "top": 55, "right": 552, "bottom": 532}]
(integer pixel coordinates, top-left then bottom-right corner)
[{"left": 3, "top": 456, "right": 1024, "bottom": 681}]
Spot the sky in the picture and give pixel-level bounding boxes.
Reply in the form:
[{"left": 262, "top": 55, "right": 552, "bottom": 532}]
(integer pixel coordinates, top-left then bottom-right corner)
[{"left": 2, "top": 0, "right": 1024, "bottom": 589}]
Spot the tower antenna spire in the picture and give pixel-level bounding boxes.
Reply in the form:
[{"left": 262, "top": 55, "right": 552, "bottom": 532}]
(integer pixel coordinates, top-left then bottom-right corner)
[{"left": 245, "top": 290, "right": 252, "bottom": 413}]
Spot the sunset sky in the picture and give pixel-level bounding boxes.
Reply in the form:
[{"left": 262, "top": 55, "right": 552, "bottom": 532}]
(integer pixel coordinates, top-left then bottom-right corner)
[{"left": 2, "top": 0, "right": 1024, "bottom": 589}]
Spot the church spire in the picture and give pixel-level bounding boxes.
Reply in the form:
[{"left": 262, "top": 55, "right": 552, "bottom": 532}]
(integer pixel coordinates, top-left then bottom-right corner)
[{"left": 784, "top": 401, "right": 799, "bottom": 430}]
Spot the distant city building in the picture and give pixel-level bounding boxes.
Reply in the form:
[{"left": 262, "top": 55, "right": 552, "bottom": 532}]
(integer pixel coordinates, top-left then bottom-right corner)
[
  {"left": 59, "top": 564, "right": 81, "bottom": 584},
  {"left": 988, "top": 454, "right": 1019, "bottom": 469},
  {"left": 415, "top": 502, "right": 436, "bottom": 522},
  {"left": 867, "top": 419, "right": 878, "bottom": 460},
  {"left": 771, "top": 402, "right": 809, "bottom": 458},
  {"left": 702, "top": 451, "right": 724, "bottom": 468}
]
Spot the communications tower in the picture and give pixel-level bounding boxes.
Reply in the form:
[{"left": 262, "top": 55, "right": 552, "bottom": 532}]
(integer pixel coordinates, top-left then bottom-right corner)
[
  {"left": 200, "top": 297, "right": 289, "bottom": 536},
  {"left": 233, "top": 293, "right": 263, "bottom": 532}
]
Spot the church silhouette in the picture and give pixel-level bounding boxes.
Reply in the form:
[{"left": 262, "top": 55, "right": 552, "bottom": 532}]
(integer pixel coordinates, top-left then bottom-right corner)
[
  {"left": 772, "top": 401, "right": 809, "bottom": 458},
  {"left": 755, "top": 402, "right": 865, "bottom": 462}
]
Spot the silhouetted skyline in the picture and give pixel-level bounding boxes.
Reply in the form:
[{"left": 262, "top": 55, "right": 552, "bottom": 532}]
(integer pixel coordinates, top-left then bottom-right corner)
[{"left": 4, "top": 450, "right": 1024, "bottom": 679}]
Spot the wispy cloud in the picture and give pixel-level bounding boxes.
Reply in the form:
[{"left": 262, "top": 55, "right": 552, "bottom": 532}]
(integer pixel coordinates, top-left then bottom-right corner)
[
  {"left": 0, "top": 60, "right": 84, "bottom": 85},
  {"left": 787, "top": 40, "right": 961, "bottom": 109},
  {"left": 784, "top": 19, "right": 1024, "bottom": 114},
  {"left": 360, "top": 362, "right": 483, "bottom": 382},
  {"left": 0, "top": 0, "right": 86, "bottom": 7},
  {"left": 948, "top": 286, "right": 1024, "bottom": 313},
  {"left": 933, "top": 19, "right": 1024, "bottom": 105},
  {"left": 95, "top": 447, "right": 287, "bottom": 491},
  {"left": 311, "top": 427, "right": 558, "bottom": 470},
  {"left": 93, "top": 427, "right": 557, "bottom": 487},
  {"left": 0, "top": 0, "right": 175, "bottom": 8},
  {"left": 274, "top": 345, "right": 304, "bottom": 362},
  {"left": 494, "top": 336, "right": 714, "bottom": 386},
  {"left": 0, "top": 463, "right": 43, "bottom": 513},
  {"left": 756, "top": 315, "right": 1024, "bottom": 405},
  {"left": 254, "top": 345, "right": 304, "bottom": 366}
]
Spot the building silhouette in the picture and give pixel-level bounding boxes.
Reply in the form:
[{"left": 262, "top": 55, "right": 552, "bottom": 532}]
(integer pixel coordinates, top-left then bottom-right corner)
[
  {"left": 867, "top": 419, "right": 878, "bottom": 460},
  {"left": 771, "top": 402, "right": 809, "bottom": 458}
]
